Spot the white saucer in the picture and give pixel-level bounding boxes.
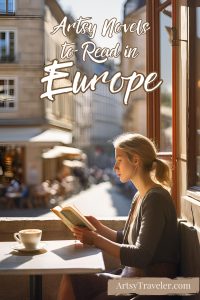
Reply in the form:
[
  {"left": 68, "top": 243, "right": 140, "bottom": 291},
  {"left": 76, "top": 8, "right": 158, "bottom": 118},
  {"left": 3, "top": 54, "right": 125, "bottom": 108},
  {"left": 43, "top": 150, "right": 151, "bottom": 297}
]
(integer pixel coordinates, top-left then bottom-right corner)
[{"left": 13, "top": 242, "right": 46, "bottom": 252}]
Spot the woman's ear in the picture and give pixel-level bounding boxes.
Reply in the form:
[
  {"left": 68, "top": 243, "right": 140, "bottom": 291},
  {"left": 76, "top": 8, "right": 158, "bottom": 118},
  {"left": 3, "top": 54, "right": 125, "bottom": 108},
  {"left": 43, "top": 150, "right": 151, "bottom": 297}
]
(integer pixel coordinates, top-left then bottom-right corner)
[{"left": 132, "top": 154, "right": 141, "bottom": 166}]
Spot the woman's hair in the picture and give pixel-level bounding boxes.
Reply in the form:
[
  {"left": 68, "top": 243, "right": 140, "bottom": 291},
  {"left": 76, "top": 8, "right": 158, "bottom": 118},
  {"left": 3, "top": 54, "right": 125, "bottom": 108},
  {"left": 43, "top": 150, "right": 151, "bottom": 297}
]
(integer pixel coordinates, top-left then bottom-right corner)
[{"left": 113, "top": 133, "right": 171, "bottom": 187}]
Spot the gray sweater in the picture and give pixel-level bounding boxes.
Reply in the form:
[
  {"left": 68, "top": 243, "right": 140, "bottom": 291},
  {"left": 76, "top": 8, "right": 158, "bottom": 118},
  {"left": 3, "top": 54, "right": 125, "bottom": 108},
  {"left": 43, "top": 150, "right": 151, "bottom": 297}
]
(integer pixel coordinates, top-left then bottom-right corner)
[{"left": 117, "top": 186, "right": 179, "bottom": 269}]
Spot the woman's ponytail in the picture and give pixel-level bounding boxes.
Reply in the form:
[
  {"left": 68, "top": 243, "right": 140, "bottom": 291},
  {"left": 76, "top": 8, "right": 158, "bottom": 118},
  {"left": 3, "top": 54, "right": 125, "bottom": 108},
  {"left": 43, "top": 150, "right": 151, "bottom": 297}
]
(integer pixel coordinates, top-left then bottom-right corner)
[{"left": 154, "top": 158, "right": 171, "bottom": 187}]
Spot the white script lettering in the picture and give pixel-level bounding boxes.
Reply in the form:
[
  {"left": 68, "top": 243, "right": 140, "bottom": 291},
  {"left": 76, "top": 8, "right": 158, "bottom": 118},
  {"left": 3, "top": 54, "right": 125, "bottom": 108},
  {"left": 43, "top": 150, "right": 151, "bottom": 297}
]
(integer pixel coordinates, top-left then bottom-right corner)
[{"left": 40, "top": 60, "right": 162, "bottom": 105}]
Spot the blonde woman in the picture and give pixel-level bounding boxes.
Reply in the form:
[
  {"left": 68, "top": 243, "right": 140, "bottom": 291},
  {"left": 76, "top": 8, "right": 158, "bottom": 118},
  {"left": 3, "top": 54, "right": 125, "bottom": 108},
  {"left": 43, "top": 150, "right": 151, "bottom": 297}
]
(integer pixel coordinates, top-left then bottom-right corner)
[{"left": 57, "top": 133, "right": 179, "bottom": 300}]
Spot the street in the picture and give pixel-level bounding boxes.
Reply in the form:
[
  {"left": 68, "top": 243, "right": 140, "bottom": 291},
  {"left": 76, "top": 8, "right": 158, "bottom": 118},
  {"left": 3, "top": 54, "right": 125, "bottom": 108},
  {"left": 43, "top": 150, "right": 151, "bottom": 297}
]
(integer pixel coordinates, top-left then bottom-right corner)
[{"left": 0, "top": 182, "right": 132, "bottom": 219}]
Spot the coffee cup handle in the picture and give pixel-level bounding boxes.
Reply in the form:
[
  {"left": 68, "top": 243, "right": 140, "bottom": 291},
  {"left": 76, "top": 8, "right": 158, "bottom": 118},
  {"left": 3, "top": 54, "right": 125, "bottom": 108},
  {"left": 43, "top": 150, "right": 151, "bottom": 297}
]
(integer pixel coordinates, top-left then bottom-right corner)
[{"left": 14, "top": 233, "right": 21, "bottom": 243}]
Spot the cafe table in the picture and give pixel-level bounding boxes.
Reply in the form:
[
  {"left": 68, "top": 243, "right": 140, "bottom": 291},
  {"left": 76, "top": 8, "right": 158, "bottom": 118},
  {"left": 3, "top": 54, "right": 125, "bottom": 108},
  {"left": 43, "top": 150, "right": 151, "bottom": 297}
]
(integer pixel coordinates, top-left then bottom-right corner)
[{"left": 0, "top": 240, "right": 105, "bottom": 300}]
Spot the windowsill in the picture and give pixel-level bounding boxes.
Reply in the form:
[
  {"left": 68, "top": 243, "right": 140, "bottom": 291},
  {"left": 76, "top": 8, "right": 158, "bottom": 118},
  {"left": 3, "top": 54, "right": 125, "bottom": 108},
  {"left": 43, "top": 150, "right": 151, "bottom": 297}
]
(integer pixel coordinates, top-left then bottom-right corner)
[
  {"left": 0, "top": 109, "right": 17, "bottom": 112},
  {"left": 0, "top": 61, "right": 18, "bottom": 65},
  {"left": 0, "top": 61, "right": 16, "bottom": 64},
  {"left": 181, "top": 195, "right": 200, "bottom": 229},
  {"left": 187, "top": 188, "right": 200, "bottom": 201},
  {"left": 0, "top": 13, "right": 15, "bottom": 16}
]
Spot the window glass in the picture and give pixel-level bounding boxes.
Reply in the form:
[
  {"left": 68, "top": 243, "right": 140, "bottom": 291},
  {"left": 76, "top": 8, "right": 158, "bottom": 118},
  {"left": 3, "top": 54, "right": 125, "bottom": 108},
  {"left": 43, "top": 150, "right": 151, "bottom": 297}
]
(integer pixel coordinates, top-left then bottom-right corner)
[
  {"left": 0, "top": 0, "right": 15, "bottom": 14},
  {"left": 8, "top": 0, "right": 14, "bottom": 13},
  {"left": 9, "top": 32, "right": 15, "bottom": 60},
  {"left": 0, "top": 0, "right": 6, "bottom": 13},
  {"left": 0, "top": 79, "right": 15, "bottom": 110},
  {"left": 159, "top": 5, "right": 172, "bottom": 151},
  {"left": 0, "top": 31, "right": 15, "bottom": 62},
  {"left": 196, "top": 7, "right": 200, "bottom": 186},
  {"left": 0, "top": 32, "right": 6, "bottom": 59}
]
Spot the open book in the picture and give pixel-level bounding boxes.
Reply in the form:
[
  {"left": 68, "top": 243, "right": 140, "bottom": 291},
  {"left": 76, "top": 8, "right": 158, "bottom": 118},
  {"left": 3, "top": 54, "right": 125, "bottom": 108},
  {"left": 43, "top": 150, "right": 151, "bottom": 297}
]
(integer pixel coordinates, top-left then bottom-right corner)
[{"left": 51, "top": 204, "right": 96, "bottom": 232}]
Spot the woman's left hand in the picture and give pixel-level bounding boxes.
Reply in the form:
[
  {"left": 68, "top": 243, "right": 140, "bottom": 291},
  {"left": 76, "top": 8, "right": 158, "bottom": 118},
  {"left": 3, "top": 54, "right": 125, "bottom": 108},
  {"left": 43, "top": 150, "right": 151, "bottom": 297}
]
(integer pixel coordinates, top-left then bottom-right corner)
[{"left": 72, "top": 226, "right": 97, "bottom": 245}]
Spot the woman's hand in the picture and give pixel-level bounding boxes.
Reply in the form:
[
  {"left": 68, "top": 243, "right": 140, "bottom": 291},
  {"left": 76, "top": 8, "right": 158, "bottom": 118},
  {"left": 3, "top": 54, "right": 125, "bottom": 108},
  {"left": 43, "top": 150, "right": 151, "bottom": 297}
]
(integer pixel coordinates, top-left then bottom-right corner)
[
  {"left": 72, "top": 225, "right": 121, "bottom": 259},
  {"left": 85, "top": 216, "right": 118, "bottom": 242},
  {"left": 85, "top": 216, "right": 103, "bottom": 233},
  {"left": 72, "top": 226, "right": 97, "bottom": 246}
]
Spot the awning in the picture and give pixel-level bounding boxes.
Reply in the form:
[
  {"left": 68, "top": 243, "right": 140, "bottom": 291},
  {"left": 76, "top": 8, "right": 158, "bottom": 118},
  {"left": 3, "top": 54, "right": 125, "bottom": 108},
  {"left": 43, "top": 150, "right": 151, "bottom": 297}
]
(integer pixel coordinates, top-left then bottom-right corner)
[
  {"left": 63, "top": 160, "right": 85, "bottom": 168},
  {"left": 42, "top": 146, "right": 82, "bottom": 159},
  {"left": 0, "top": 128, "right": 72, "bottom": 145},
  {"left": 30, "top": 129, "right": 72, "bottom": 144},
  {"left": 54, "top": 146, "right": 82, "bottom": 155},
  {"left": 41, "top": 148, "right": 62, "bottom": 159}
]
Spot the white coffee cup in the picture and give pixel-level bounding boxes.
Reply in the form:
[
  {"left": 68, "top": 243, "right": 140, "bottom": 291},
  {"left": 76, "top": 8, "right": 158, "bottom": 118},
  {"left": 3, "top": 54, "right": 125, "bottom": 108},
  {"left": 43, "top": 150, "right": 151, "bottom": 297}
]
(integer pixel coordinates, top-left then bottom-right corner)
[{"left": 14, "top": 229, "right": 42, "bottom": 250}]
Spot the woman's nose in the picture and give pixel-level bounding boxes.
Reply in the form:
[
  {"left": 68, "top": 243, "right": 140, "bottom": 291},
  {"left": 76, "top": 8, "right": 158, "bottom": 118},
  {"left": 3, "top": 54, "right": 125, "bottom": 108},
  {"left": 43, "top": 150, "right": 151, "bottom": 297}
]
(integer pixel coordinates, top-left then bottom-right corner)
[{"left": 113, "top": 163, "right": 117, "bottom": 172}]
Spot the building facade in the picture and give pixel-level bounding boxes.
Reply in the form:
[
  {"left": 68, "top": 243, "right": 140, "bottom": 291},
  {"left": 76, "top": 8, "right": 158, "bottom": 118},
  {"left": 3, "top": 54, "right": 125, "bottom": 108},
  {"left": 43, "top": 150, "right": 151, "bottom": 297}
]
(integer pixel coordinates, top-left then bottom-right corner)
[
  {"left": 70, "top": 29, "right": 123, "bottom": 167},
  {"left": 0, "top": 0, "right": 74, "bottom": 185},
  {"left": 121, "top": 0, "right": 147, "bottom": 135}
]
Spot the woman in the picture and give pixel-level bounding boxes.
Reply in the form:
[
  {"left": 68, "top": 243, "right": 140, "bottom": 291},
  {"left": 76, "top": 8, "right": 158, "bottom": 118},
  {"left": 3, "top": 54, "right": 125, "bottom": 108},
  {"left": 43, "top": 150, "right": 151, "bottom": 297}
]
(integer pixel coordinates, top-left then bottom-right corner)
[{"left": 57, "top": 133, "right": 179, "bottom": 300}]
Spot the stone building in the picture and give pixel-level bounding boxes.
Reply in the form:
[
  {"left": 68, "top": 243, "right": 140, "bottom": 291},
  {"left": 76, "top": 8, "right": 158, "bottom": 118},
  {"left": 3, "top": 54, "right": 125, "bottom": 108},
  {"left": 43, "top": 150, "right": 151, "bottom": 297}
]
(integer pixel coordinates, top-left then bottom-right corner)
[
  {"left": 0, "top": 0, "right": 74, "bottom": 185},
  {"left": 121, "top": 0, "right": 147, "bottom": 135},
  {"left": 66, "top": 24, "right": 123, "bottom": 167}
]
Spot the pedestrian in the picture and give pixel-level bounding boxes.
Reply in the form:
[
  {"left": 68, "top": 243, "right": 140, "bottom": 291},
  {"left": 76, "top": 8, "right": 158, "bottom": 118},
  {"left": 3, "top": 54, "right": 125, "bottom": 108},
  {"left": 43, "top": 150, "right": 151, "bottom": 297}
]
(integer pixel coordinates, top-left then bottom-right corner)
[{"left": 57, "top": 133, "right": 179, "bottom": 300}]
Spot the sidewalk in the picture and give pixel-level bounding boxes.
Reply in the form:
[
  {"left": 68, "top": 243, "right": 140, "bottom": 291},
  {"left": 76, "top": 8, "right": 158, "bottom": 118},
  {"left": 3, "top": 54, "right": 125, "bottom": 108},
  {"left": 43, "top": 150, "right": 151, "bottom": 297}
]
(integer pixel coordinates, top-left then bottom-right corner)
[{"left": 0, "top": 182, "right": 131, "bottom": 219}]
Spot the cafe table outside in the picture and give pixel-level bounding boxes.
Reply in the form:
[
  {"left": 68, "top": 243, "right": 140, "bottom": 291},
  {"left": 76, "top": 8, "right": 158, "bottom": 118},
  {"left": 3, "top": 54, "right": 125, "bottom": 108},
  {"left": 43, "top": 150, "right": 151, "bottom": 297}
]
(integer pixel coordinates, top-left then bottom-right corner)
[{"left": 0, "top": 240, "right": 105, "bottom": 300}]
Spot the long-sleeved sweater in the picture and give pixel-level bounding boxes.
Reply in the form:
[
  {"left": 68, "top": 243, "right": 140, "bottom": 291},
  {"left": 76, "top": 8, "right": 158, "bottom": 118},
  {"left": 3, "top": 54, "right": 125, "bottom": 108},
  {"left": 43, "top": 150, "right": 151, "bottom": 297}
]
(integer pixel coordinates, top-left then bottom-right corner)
[{"left": 116, "top": 186, "right": 179, "bottom": 270}]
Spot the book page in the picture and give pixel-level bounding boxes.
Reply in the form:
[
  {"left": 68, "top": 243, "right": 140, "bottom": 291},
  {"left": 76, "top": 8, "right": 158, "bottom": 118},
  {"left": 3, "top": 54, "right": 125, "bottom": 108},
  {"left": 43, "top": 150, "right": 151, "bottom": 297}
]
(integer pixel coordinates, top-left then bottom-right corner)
[{"left": 61, "top": 210, "right": 88, "bottom": 228}]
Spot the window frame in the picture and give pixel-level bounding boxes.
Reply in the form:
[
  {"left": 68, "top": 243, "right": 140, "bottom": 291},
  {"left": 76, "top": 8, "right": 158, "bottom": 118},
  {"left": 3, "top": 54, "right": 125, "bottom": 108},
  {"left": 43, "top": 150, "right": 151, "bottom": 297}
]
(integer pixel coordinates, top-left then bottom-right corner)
[
  {"left": 146, "top": 0, "right": 173, "bottom": 145},
  {"left": 146, "top": 0, "right": 178, "bottom": 205},
  {"left": 0, "top": 0, "right": 15, "bottom": 15},
  {"left": 0, "top": 77, "right": 17, "bottom": 111}
]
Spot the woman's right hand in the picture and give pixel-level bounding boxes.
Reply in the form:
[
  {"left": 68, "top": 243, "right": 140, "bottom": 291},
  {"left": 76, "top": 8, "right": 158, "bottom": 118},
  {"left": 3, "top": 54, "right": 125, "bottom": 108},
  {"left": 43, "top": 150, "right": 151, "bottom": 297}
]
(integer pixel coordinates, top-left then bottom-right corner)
[
  {"left": 85, "top": 216, "right": 104, "bottom": 233},
  {"left": 86, "top": 216, "right": 117, "bottom": 242}
]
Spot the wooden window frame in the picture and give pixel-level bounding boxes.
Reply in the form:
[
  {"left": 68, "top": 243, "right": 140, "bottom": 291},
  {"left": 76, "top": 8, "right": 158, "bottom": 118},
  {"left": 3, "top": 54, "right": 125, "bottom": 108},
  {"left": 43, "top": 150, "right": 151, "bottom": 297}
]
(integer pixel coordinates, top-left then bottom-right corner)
[{"left": 146, "top": 0, "right": 178, "bottom": 206}]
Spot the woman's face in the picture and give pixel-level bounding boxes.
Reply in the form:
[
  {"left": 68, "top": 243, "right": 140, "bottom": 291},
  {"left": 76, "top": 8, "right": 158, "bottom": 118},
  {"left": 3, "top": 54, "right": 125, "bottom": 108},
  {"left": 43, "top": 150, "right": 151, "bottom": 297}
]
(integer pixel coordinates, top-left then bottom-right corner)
[{"left": 114, "top": 147, "right": 136, "bottom": 183}]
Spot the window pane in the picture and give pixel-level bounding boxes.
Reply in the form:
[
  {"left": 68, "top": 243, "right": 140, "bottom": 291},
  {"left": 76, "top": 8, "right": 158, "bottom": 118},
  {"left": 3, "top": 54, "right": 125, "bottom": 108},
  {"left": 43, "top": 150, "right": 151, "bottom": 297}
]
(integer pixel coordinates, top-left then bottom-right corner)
[
  {"left": 160, "top": 5, "right": 172, "bottom": 151},
  {"left": 8, "top": 0, "right": 14, "bottom": 13},
  {"left": 9, "top": 79, "right": 14, "bottom": 85},
  {"left": 0, "top": 0, "right": 6, "bottom": 14},
  {"left": 9, "top": 32, "right": 15, "bottom": 59},
  {"left": 0, "top": 0, "right": 15, "bottom": 14},
  {"left": 0, "top": 79, "right": 15, "bottom": 109},
  {"left": 0, "top": 80, "right": 6, "bottom": 101},
  {"left": 196, "top": 7, "right": 200, "bottom": 186},
  {"left": 0, "top": 32, "right": 6, "bottom": 59},
  {"left": 0, "top": 31, "right": 15, "bottom": 61}
]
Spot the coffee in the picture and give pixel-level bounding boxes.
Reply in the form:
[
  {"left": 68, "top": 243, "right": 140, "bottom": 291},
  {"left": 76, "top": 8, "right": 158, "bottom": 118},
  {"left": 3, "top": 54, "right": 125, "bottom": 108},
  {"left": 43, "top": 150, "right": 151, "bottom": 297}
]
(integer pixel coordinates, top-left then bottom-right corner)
[{"left": 14, "top": 229, "right": 42, "bottom": 250}]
